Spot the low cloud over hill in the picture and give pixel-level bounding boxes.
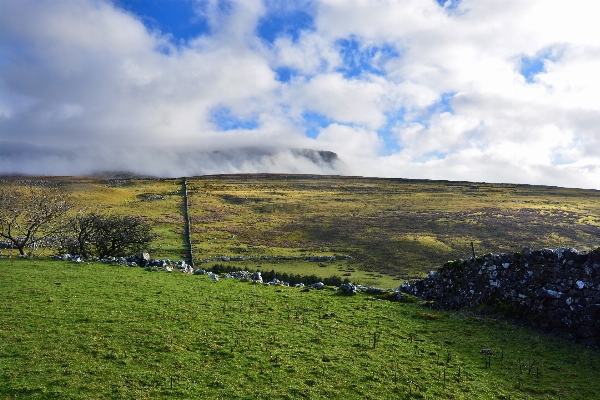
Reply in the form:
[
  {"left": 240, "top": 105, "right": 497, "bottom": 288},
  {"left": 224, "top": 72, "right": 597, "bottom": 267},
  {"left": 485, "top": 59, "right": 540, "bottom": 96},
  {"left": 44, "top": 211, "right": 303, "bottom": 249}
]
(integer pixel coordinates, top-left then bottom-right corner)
[{"left": 0, "top": 142, "right": 343, "bottom": 177}]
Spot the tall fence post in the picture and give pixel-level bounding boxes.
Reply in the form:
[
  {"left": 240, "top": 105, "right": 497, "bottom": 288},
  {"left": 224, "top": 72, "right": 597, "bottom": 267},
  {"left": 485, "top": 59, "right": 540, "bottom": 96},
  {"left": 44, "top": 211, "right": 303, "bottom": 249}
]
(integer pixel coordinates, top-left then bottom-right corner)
[{"left": 182, "top": 177, "right": 194, "bottom": 268}]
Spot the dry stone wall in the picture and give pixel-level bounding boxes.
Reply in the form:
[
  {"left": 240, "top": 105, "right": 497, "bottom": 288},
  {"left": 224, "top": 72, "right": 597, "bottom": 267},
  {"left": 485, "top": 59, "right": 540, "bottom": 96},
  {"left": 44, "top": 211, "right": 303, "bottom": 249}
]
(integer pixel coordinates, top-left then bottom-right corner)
[{"left": 400, "top": 247, "right": 600, "bottom": 346}]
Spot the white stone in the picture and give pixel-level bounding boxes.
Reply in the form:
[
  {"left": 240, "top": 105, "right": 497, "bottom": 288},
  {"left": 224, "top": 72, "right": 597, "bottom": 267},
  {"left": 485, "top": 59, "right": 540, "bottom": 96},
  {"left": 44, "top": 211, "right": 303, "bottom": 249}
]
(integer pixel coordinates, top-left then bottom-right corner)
[
  {"left": 576, "top": 280, "right": 585, "bottom": 289},
  {"left": 545, "top": 289, "right": 562, "bottom": 298}
]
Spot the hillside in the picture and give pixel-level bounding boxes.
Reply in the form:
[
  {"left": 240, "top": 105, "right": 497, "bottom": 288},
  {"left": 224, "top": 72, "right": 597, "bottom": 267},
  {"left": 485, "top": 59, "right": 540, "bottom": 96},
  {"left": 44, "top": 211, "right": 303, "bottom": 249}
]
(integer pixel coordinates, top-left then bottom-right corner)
[{"left": 1, "top": 174, "right": 599, "bottom": 287}]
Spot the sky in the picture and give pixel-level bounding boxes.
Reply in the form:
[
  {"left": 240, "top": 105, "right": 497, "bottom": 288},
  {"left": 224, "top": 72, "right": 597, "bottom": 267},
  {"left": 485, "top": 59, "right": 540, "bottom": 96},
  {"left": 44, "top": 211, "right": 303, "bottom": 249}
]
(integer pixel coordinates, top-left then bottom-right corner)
[{"left": 1, "top": 0, "right": 600, "bottom": 189}]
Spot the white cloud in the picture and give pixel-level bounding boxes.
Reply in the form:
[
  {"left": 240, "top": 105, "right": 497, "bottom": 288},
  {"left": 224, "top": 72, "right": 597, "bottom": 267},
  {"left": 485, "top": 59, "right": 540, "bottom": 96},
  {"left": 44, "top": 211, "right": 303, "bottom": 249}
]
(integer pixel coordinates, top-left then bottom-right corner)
[
  {"left": 271, "top": 33, "right": 340, "bottom": 75},
  {"left": 1, "top": 0, "right": 599, "bottom": 189},
  {"left": 284, "top": 73, "right": 390, "bottom": 129},
  {"left": 396, "top": 111, "right": 481, "bottom": 158},
  {"left": 314, "top": 123, "right": 381, "bottom": 159}
]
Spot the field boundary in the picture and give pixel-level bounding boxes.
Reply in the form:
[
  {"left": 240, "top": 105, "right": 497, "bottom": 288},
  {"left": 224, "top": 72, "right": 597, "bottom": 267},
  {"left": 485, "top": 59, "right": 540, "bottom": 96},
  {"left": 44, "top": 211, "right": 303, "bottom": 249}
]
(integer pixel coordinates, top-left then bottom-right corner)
[
  {"left": 181, "top": 177, "right": 194, "bottom": 267},
  {"left": 402, "top": 247, "right": 600, "bottom": 346}
]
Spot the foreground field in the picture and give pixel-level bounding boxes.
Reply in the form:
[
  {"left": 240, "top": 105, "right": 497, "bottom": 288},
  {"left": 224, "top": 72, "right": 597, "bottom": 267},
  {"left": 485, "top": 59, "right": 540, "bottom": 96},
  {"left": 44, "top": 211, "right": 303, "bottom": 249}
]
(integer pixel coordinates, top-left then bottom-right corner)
[{"left": 1, "top": 258, "right": 598, "bottom": 399}]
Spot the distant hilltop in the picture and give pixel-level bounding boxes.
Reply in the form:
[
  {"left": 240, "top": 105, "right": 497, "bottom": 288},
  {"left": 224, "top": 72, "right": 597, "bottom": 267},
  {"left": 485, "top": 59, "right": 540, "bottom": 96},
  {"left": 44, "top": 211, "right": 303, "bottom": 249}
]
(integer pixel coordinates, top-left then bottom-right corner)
[{"left": 0, "top": 144, "right": 342, "bottom": 178}]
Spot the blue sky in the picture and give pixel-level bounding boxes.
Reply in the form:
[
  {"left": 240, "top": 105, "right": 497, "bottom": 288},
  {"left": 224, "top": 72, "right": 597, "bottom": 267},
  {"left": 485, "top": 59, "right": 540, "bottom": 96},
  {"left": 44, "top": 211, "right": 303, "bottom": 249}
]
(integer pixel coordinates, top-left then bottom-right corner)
[
  {"left": 113, "top": 0, "right": 213, "bottom": 42},
  {"left": 256, "top": 3, "right": 316, "bottom": 44},
  {"left": 210, "top": 106, "right": 259, "bottom": 131},
  {"left": 520, "top": 47, "right": 562, "bottom": 83},
  {"left": 1, "top": 0, "right": 599, "bottom": 189},
  {"left": 335, "top": 36, "right": 399, "bottom": 79}
]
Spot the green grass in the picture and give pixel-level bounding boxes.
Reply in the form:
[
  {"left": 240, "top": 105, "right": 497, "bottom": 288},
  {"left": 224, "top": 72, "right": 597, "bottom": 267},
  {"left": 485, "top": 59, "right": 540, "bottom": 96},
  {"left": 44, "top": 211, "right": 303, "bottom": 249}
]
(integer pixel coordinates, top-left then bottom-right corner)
[
  {"left": 185, "top": 175, "right": 600, "bottom": 280},
  {"left": 2, "top": 175, "right": 600, "bottom": 284},
  {"left": 1, "top": 178, "right": 188, "bottom": 261},
  {"left": 1, "top": 258, "right": 599, "bottom": 399}
]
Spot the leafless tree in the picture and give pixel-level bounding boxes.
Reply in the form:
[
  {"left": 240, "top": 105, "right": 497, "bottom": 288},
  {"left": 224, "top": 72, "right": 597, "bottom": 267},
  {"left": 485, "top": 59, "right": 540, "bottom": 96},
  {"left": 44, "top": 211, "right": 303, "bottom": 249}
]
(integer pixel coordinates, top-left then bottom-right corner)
[{"left": 0, "top": 184, "right": 73, "bottom": 256}]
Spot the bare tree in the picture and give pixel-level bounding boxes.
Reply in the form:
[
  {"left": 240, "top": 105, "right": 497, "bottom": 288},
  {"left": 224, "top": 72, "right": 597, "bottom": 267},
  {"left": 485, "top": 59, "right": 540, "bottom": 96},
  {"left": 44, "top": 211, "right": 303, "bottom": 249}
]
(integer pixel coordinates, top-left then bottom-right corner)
[{"left": 0, "top": 184, "right": 73, "bottom": 256}]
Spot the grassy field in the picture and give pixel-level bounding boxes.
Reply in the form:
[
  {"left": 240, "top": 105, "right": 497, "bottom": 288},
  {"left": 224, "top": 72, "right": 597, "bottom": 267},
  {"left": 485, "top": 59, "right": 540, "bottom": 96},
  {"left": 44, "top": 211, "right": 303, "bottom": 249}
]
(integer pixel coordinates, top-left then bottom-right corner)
[
  {"left": 1, "top": 174, "right": 599, "bottom": 287},
  {"left": 185, "top": 174, "right": 600, "bottom": 285},
  {"left": 0, "top": 177, "right": 188, "bottom": 261},
  {"left": 1, "top": 258, "right": 599, "bottom": 399}
]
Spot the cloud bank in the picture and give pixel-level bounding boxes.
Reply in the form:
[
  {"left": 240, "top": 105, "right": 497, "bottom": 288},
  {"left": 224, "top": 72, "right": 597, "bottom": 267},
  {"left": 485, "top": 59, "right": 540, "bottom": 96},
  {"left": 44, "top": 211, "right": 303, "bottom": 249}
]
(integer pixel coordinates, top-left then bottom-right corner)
[{"left": 1, "top": 0, "right": 599, "bottom": 188}]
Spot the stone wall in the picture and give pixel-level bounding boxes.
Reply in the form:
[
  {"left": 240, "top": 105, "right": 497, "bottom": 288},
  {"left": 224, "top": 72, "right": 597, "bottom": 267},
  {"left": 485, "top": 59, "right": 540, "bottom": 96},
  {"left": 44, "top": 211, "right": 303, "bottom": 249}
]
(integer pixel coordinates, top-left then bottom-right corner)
[
  {"left": 182, "top": 177, "right": 194, "bottom": 268},
  {"left": 400, "top": 247, "right": 600, "bottom": 346}
]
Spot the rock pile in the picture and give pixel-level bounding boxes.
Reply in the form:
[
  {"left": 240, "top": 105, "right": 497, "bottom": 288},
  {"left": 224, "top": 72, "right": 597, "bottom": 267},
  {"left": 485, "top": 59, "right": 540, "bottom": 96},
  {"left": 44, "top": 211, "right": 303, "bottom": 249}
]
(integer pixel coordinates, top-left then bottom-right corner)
[
  {"left": 266, "top": 278, "right": 288, "bottom": 286},
  {"left": 50, "top": 252, "right": 393, "bottom": 297},
  {"left": 217, "top": 271, "right": 260, "bottom": 282},
  {"left": 52, "top": 252, "right": 195, "bottom": 273},
  {"left": 339, "top": 283, "right": 387, "bottom": 295},
  {"left": 400, "top": 247, "right": 600, "bottom": 346},
  {"left": 251, "top": 271, "right": 263, "bottom": 283}
]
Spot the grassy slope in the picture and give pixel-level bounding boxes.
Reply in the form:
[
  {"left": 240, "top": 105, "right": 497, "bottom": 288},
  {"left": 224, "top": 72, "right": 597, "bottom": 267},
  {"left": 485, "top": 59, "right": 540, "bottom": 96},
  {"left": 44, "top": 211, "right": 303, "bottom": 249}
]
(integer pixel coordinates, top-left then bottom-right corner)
[
  {"left": 1, "top": 178, "right": 187, "bottom": 261},
  {"left": 1, "top": 258, "right": 599, "bottom": 399},
  {"left": 2, "top": 175, "right": 599, "bottom": 287},
  {"left": 186, "top": 175, "right": 600, "bottom": 286},
  {"left": 67, "top": 178, "right": 189, "bottom": 261}
]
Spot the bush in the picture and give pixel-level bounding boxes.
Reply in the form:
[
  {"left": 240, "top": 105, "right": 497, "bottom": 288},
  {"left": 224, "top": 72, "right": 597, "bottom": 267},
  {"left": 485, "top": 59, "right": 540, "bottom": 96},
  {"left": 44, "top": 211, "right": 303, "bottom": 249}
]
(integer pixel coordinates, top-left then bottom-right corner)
[{"left": 59, "top": 213, "right": 155, "bottom": 258}]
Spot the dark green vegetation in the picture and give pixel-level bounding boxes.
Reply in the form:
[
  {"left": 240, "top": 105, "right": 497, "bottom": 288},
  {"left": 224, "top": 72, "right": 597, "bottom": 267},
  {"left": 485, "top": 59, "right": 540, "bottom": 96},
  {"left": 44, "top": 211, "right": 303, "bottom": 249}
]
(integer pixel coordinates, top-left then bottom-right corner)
[
  {"left": 2, "top": 175, "right": 599, "bottom": 287},
  {"left": 60, "top": 213, "right": 155, "bottom": 258},
  {"left": 2, "top": 258, "right": 599, "bottom": 399}
]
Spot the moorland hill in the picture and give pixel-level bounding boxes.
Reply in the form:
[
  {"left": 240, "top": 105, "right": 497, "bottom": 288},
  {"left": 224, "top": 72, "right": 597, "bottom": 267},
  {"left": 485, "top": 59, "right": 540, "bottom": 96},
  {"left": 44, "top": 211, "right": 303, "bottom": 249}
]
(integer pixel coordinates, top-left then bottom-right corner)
[{"left": 1, "top": 174, "right": 599, "bottom": 287}]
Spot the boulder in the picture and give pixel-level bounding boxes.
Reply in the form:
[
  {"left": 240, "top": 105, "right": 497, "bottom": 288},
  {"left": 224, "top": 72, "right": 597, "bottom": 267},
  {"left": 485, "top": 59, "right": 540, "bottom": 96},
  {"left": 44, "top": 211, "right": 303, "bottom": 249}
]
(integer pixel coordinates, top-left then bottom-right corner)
[
  {"left": 251, "top": 271, "right": 263, "bottom": 283},
  {"left": 339, "top": 283, "right": 357, "bottom": 294}
]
